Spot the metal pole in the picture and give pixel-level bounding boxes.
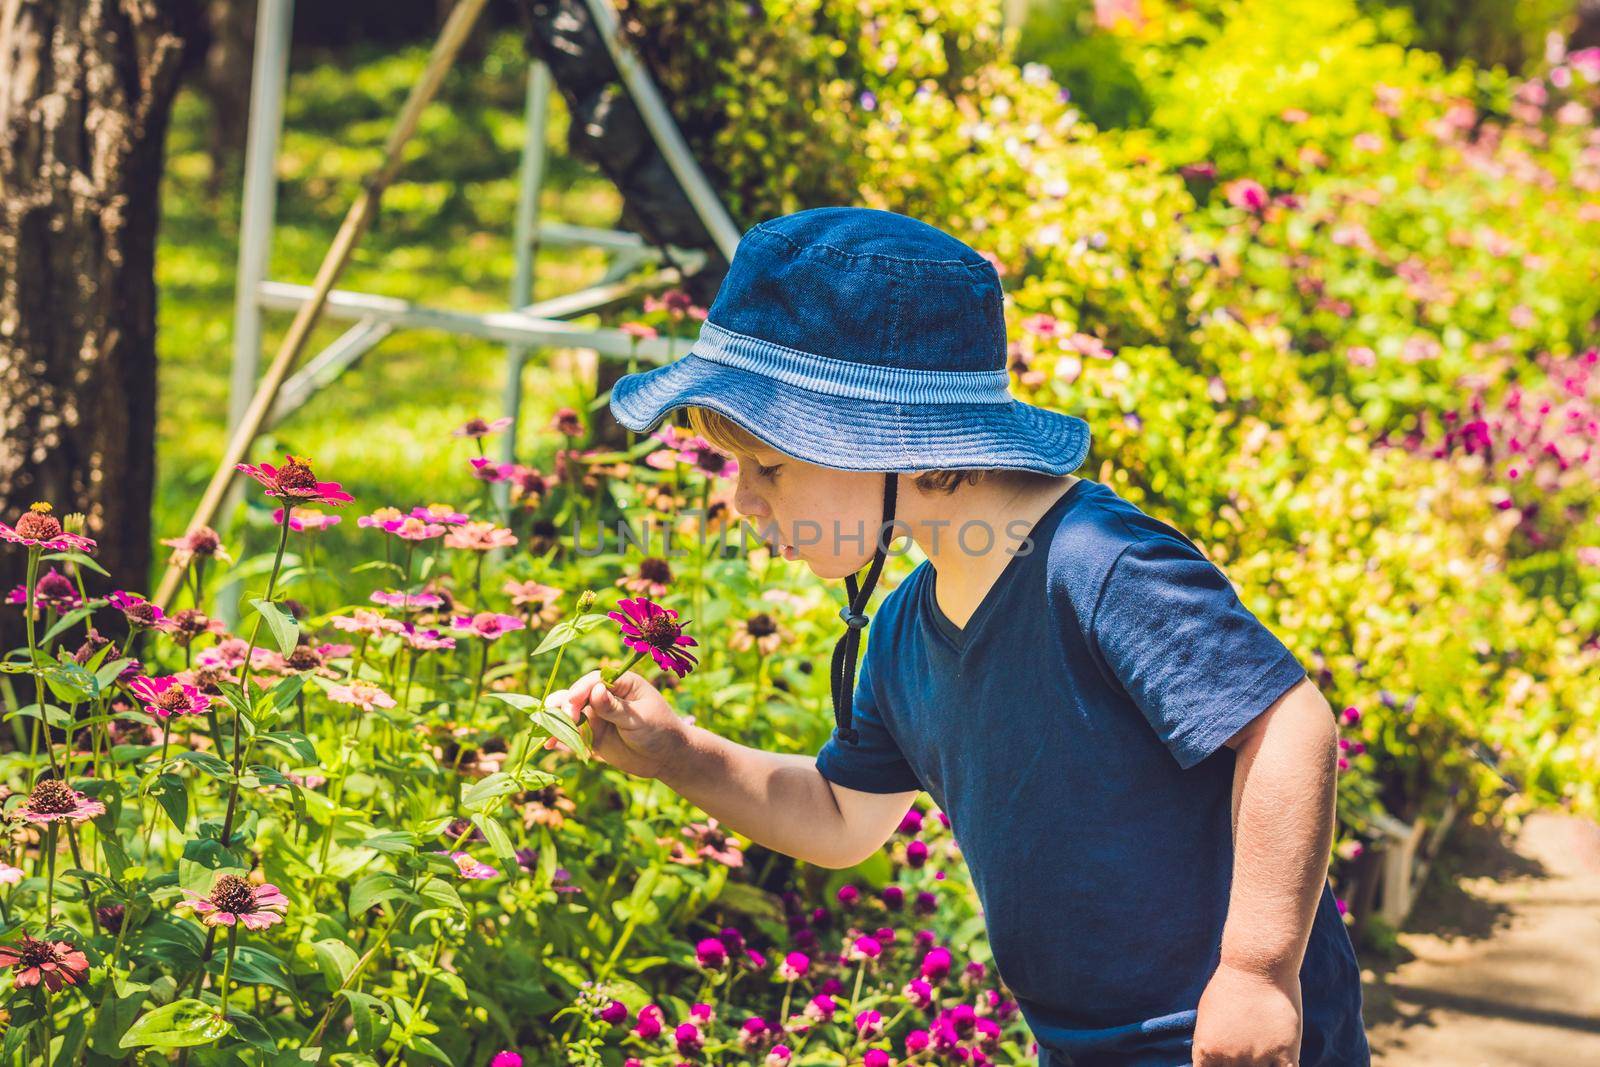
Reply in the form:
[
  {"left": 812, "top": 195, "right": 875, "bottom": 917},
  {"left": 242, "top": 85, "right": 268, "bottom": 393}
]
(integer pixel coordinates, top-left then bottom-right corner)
[
  {"left": 581, "top": 0, "right": 742, "bottom": 261},
  {"left": 496, "top": 59, "right": 554, "bottom": 518},
  {"left": 214, "top": 0, "right": 294, "bottom": 623}
]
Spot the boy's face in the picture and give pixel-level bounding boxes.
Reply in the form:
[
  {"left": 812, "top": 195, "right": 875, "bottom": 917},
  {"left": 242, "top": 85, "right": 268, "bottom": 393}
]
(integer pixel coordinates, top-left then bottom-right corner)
[{"left": 727, "top": 443, "right": 894, "bottom": 580}]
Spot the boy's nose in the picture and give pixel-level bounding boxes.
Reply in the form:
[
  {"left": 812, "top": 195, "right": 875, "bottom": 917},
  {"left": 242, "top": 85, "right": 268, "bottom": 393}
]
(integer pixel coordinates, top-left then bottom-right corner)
[{"left": 732, "top": 480, "right": 767, "bottom": 520}]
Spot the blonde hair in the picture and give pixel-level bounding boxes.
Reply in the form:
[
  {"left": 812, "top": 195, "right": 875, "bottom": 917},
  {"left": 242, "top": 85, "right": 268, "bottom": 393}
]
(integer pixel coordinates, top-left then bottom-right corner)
[{"left": 683, "top": 406, "right": 993, "bottom": 495}]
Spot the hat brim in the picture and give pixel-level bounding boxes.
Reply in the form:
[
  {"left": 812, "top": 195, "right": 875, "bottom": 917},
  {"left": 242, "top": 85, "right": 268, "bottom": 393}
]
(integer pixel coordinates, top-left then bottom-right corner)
[{"left": 610, "top": 353, "right": 1091, "bottom": 475}]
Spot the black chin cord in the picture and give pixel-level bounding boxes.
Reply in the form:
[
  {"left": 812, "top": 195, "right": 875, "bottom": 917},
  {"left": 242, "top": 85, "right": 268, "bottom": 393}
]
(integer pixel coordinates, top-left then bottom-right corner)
[{"left": 829, "top": 473, "right": 899, "bottom": 745}]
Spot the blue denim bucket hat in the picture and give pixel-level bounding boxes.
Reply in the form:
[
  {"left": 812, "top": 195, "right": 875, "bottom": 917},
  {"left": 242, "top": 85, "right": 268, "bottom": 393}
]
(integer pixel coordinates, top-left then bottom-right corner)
[
  {"left": 610, "top": 205, "right": 1092, "bottom": 475},
  {"left": 609, "top": 206, "right": 1092, "bottom": 747}
]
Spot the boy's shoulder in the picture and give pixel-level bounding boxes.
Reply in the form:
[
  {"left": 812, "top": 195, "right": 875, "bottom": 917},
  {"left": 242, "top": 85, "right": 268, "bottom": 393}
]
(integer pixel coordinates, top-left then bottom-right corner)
[{"left": 1041, "top": 479, "right": 1217, "bottom": 633}]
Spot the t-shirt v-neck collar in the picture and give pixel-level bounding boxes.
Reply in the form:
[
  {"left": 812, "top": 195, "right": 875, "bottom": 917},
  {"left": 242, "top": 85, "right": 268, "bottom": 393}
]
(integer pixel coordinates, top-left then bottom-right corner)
[{"left": 922, "top": 479, "right": 1091, "bottom": 654}]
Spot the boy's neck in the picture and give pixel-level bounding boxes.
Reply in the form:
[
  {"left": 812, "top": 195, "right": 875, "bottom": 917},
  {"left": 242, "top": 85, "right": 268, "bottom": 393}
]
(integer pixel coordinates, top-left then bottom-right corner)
[{"left": 903, "top": 472, "right": 1081, "bottom": 631}]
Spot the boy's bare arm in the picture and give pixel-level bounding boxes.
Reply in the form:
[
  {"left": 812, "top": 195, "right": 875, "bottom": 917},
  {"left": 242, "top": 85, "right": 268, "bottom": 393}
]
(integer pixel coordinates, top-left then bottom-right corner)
[
  {"left": 659, "top": 722, "right": 918, "bottom": 870},
  {"left": 553, "top": 669, "right": 917, "bottom": 870},
  {"left": 1192, "top": 677, "right": 1339, "bottom": 1065}
]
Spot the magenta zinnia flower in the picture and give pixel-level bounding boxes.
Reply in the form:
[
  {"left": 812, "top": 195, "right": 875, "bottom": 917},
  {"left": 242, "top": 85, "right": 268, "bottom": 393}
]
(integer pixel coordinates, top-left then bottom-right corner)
[
  {"left": 777, "top": 951, "right": 810, "bottom": 981},
  {"left": 490, "top": 1053, "right": 523, "bottom": 1067},
  {"left": 607, "top": 597, "right": 698, "bottom": 678},
  {"left": 1, "top": 504, "right": 96, "bottom": 553},
  {"left": 7, "top": 567, "right": 81, "bottom": 615},
  {"left": 0, "top": 934, "right": 90, "bottom": 992},
  {"left": 446, "top": 851, "right": 498, "bottom": 880},
  {"left": 398, "top": 623, "right": 455, "bottom": 652},
  {"left": 452, "top": 612, "right": 525, "bottom": 641},
  {"left": 410, "top": 503, "right": 470, "bottom": 526},
  {"left": 109, "top": 591, "right": 176, "bottom": 632},
  {"left": 695, "top": 937, "right": 728, "bottom": 969},
  {"left": 128, "top": 675, "right": 212, "bottom": 719},
  {"left": 177, "top": 874, "right": 289, "bottom": 929},
  {"left": 20, "top": 779, "right": 105, "bottom": 824},
  {"left": 236, "top": 455, "right": 353, "bottom": 506},
  {"left": 272, "top": 506, "right": 343, "bottom": 531},
  {"left": 382, "top": 515, "right": 446, "bottom": 541}
]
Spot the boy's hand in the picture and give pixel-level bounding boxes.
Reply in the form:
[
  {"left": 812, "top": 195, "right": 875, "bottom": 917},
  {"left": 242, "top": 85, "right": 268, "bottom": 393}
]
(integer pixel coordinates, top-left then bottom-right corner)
[
  {"left": 544, "top": 668, "right": 688, "bottom": 780},
  {"left": 1191, "top": 962, "right": 1302, "bottom": 1066}
]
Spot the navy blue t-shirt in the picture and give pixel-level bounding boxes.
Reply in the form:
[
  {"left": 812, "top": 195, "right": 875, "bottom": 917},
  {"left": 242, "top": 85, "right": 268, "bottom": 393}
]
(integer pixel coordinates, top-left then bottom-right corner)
[{"left": 815, "top": 477, "right": 1369, "bottom": 1066}]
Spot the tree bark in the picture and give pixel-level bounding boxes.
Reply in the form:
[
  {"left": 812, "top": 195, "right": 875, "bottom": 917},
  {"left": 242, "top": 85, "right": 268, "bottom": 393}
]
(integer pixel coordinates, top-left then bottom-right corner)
[{"left": 0, "top": 0, "right": 204, "bottom": 647}]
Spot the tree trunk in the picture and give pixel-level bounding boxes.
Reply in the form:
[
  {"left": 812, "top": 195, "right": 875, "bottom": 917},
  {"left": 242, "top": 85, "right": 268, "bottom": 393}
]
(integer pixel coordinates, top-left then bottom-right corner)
[{"left": 0, "top": 0, "right": 204, "bottom": 648}]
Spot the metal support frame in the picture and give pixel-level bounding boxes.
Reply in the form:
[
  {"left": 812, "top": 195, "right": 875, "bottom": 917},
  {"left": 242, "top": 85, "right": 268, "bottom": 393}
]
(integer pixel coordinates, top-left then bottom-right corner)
[{"left": 217, "top": 0, "right": 740, "bottom": 614}]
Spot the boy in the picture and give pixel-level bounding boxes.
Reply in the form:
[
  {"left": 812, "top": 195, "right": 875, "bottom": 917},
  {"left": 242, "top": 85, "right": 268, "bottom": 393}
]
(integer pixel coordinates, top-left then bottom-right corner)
[{"left": 551, "top": 207, "right": 1370, "bottom": 1066}]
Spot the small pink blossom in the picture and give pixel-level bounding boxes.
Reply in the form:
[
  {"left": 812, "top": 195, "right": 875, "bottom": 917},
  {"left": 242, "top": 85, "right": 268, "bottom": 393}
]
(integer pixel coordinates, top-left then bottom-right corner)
[
  {"left": 452, "top": 612, "right": 526, "bottom": 641},
  {"left": 410, "top": 503, "right": 470, "bottom": 525},
  {"left": 453, "top": 416, "right": 512, "bottom": 439},
  {"left": 327, "top": 683, "right": 397, "bottom": 712},
  {"left": 382, "top": 516, "right": 447, "bottom": 541},
  {"left": 444, "top": 521, "right": 517, "bottom": 551},
  {"left": 446, "top": 852, "right": 498, "bottom": 880},
  {"left": 272, "top": 506, "right": 342, "bottom": 531}
]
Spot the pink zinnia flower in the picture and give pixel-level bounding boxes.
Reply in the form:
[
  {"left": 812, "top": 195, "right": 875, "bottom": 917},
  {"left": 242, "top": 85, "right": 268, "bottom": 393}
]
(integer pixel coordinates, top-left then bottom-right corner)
[
  {"left": 128, "top": 675, "right": 212, "bottom": 719},
  {"left": 177, "top": 875, "right": 289, "bottom": 929},
  {"left": 444, "top": 521, "right": 517, "bottom": 551},
  {"left": 608, "top": 597, "right": 699, "bottom": 678},
  {"left": 502, "top": 580, "right": 564, "bottom": 623},
  {"left": 327, "top": 682, "right": 397, "bottom": 712},
  {"left": 272, "top": 506, "right": 342, "bottom": 531},
  {"left": 452, "top": 612, "right": 525, "bottom": 641},
  {"left": 453, "top": 416, "right": 512, "bottom": 439},
  {"left": 0, "top": 865, "right": 22, "bottom": 886},
  {"left": 330, "top": 609, "right": 404, "bottom": 636},
  {"left": 398, "top": 623, "right": 456, "bottom": 652},
  {"left": 162, "top": 525, "right": 229, "bottom": 566},
  {"left": 468, "top": 457, "right": 515, "bottom": 483},
  {"left": 683, "top": 817, "right": 743, "bottom": 867},
  {"left": 617, "top": 557, "right": 674, "bottom": 598},
  {"left": 550, "top": 408, "right": 584, "bottom": 437},
  {"left": 358, "top": 507, "right": 404, "bottom": 529},
  {"left": 446, "top": 852, "right": 498, "bottom": 880},
  {"left": 1224, "top": 178, "right": 1269, "bottom": 213},
  {"left": 1, "top": 504, "right": 96, "bottom": 553},
  {"left": 20, "top": 779, "right": 105, "bottom": 824},
  {"left": 109, "top": 591, "right": 176, "bottom": 632},
  {"left": 0, "top": 934, "right": 90, "bottom": 992},
  {"left": 371, "top": 589, "right": 445, "bottom": 611},
  {"left": 236, "top": 455, "right": 352, "bottom": 506},
  {"left": 410, "top": 503, "right": 470, "bottom": 526},
  {"left": 621, "top": 321, "right": 658, "bottom": 341},
  {"left": 382, "top": 516, "right": 447, "bottom": 541},
  {"left": 7, "top": 567, "right": 82, "bottom": 615}
]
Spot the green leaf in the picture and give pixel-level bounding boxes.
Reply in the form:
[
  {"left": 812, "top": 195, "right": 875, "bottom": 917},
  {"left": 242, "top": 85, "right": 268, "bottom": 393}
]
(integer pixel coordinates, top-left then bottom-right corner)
[
  {"left": 209, "top": 945, "right": 293, "bottom": 996},
  {"left": 530, "top": 705, "right": 590, "bottom": 761},
  {"left": 118, "top": 998, "right": 230, "bottom": 1050},
  {"left": 151, "top": 774, "right": 189, "bottom": 832},
  {"left": 174, "top": 750, "right": 234, "bottom": 781},
  {"left": 41, "top": 605, "right": 97, "bottom": 645},
  {"left": 88, "top": 977, "right": 150, "bottom": 1055},
  {"left": 417, "top": 877, "right": 466, "bottom": 915},
  {"left": 462, "top": 772, "right": 519, "bottom": 810},
  {"left": 247, "top": 597, "right": 299, "bottom": 656},
  {"left": 41, "top": 549, "right": 108, "bottom": 576},
  {"left": 470, "top": 813, "right": 518, "bottom": 869},
  {"left": 348, "top": 872, "right": 414, "bottom": 916},
  {"left": 359, "top": 831, "right": 419, "bottom": 857},
  {"left": 94, "top": 657, "right": 135, "bottom": 690},
  {"left": 340, "top": 990, "right": 393, "bottom": 1049},
  {"left": 313, "top": 939, "right": 360, "bottom": 991},
  {"left": 529, "top": 619, "right": 579, "bottom": 656}
]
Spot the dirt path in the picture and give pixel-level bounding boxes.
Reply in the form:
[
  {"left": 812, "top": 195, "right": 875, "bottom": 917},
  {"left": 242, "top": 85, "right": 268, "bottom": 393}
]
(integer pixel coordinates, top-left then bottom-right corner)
[{"left": 1362, "top": 811, "right": 1600, "bottom": 1066}]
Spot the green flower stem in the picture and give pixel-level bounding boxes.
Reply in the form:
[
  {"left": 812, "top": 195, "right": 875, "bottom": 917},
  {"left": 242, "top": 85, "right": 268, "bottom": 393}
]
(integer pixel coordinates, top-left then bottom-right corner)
[
  {"left": 466, "top": 640, "right": 489, "bottom": 721},
  {"left": 306, "top": 897, "right": 412, "bottom": 1048},
  {"left": 220, "top": 514, "right": 292, "bottom": 849},
  {"left": 43, "top": 822, "right": 57, "bottom": 923},
  {"left": 379, "top": 934, "right": 446, "bottom": 1067},
  {"left": 219, "top": 925, "right": 239, "bottom": 1021},
  {"left": 22, "top": 547, "right": 61, "bottom": 775}
]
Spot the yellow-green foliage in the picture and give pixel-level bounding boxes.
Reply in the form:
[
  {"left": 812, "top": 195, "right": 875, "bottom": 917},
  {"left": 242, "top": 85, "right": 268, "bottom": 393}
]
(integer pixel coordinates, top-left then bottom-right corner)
[{"left": 618, "top": 0, "right": 1600, "bottom": 835}]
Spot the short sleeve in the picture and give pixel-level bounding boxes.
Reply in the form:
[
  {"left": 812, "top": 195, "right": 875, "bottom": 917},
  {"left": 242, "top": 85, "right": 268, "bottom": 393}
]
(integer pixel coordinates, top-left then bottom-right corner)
[
  {"left": 814, "top": 650, "right": 924, "bottom": 794},
  {"left": 1089, "top": 533, "right": 1308, "bottom": 770}
]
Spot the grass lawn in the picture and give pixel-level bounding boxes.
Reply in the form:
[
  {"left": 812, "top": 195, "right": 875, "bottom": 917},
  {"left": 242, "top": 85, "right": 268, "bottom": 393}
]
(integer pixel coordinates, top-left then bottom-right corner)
[{"left": 153, "top": 29, "right": 636, "bottom": 570}]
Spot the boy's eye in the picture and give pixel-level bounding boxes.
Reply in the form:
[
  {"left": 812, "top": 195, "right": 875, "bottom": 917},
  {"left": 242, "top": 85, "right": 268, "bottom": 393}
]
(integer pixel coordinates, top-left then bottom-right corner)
[{"left": 755, "top": 462, "right": 783, "bottom": 479}]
